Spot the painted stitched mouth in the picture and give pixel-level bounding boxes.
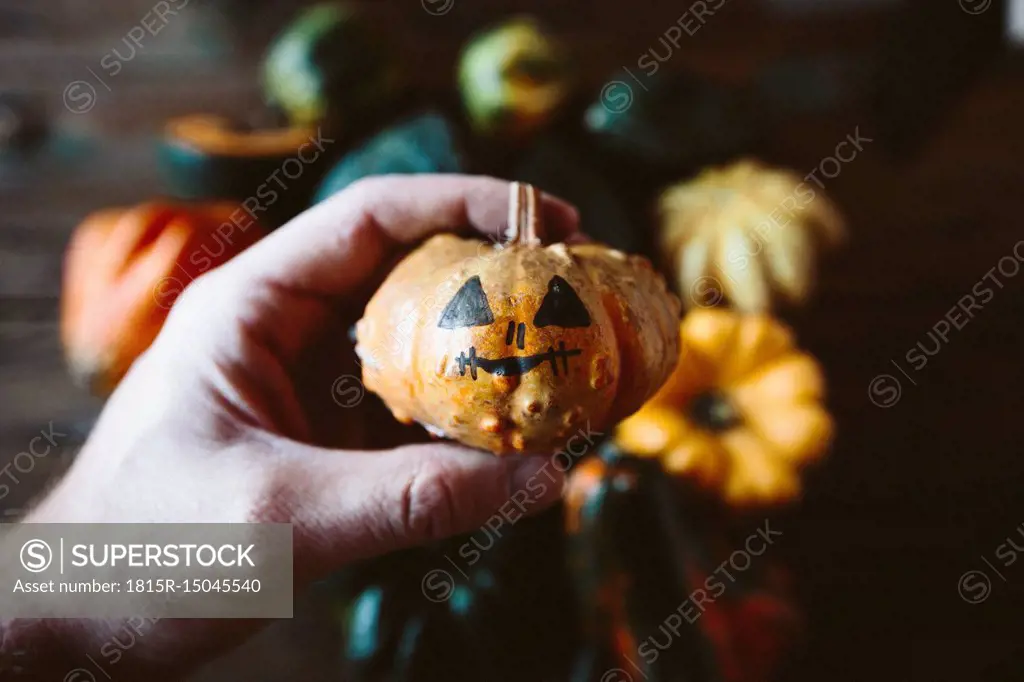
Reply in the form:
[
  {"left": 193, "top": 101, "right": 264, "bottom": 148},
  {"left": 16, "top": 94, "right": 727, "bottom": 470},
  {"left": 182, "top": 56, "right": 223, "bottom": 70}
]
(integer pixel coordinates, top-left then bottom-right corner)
[{"left": 455, "top": 342, "right": 582, "bottom": 380}]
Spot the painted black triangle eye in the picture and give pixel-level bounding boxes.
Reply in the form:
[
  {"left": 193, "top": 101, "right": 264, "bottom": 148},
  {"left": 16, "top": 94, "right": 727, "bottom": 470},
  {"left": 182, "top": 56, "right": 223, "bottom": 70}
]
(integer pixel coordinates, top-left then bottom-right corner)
[
  {"left": 438, "top": 276, "right": 495, "bottom": 329},
  {"left": 533, "top": 276, "right": 591, "bottom": 328}
]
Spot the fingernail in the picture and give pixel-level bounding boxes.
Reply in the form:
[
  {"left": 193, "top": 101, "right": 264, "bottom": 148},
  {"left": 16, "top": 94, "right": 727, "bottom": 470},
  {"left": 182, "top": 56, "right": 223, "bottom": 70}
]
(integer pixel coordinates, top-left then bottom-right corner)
[{"left": 508, "top": 456, "right": 565, "bottom": 509}]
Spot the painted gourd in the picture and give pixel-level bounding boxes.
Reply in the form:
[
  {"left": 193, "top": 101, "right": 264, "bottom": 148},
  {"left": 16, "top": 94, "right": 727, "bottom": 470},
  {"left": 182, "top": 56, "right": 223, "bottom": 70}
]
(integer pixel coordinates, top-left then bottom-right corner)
[
  {"left": 659, "top": 159, "right": 845, "bottom": 312},
  {"left": 355, "top": 183, "right": 681, "bottom": 455},
  {"left": 61, "top": 201, "right": 266, "bottom": 394},
  {"left": 158, "top": 114, "right": 328, "bottom": 230},
  {"left": 262, "top": 2, "right": 402, "bottom": 130},
  {"left": 614, "top": 309, "right": 833, "bottom": 506},
  {"left": 458, "top": 17, "right": 572, "bottom": 138}
]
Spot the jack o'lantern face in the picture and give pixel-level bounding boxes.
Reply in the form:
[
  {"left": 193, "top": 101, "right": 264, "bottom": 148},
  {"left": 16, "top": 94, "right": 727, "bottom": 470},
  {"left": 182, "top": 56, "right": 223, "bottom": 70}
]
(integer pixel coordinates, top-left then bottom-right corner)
[
  {"left": 439, "top": 274, "right": 591, "bottom": 381},
  {"left": 354, "top": 182, "right": 681, "bottom": 456}
]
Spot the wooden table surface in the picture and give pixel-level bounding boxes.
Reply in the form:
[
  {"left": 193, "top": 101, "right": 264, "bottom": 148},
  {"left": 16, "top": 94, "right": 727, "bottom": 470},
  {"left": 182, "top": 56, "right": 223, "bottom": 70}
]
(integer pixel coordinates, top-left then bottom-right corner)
[{"left": 2, "top": 1, "right": 1023, "bottom": 680}]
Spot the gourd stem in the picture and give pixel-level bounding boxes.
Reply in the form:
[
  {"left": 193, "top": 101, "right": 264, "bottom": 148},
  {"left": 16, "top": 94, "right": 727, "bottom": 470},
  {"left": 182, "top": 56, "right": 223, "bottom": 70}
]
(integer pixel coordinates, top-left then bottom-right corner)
[{"left": 506, "top": 182, "right": 542, "bottom": 246}]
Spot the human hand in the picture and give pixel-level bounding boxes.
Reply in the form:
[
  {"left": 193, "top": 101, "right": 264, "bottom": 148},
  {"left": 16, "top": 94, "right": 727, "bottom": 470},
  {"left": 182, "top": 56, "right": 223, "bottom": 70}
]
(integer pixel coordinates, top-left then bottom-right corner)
[{"left": 7, "top": 175, "right": 579, "bottom": 680}]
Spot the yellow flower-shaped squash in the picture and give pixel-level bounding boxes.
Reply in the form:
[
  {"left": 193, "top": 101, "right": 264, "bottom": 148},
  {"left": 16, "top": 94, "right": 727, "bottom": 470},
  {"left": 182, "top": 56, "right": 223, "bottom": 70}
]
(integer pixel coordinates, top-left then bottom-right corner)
[
  {"left": 614, "top": 309, "right": 833, "bottom": 506},
  {"left": 659, "top": 159, "right": 844, "bottom": 312}
]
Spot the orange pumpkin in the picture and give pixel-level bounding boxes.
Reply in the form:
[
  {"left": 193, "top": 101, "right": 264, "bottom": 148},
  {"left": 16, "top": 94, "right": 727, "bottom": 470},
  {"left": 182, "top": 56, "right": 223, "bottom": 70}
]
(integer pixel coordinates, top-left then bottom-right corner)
[
  {"left": 61, "top": 201, "right": 267, "bottom": 394},
  {"left": 614, "top": 308, "right": 832, "bottom": 506},
  {"left": 355, "top": 183, "right": 681, "bottom": 455}
]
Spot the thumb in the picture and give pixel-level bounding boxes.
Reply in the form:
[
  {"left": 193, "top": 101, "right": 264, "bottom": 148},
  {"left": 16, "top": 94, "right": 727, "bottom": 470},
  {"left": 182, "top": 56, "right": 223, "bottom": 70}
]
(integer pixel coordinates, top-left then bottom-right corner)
[{"left": 260, "top": 440, "right": 566, "bottom": 579}]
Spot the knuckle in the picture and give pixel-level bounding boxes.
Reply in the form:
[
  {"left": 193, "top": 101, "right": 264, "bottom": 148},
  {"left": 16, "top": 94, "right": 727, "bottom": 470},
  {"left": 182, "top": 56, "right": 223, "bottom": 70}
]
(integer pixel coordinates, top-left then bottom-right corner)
[
  {"left": 344, "top": 175, "right": 379, "bottom": 193},
  {"left": 399, "top": 460, "right": 462, "bottom": 542},
  {"left": 248, "top": 468, "right": 297, "bottom": 526},
  {"left": 246, "top": 451, "right": 300, "bottom": 526},
  {"left": 337, "top": 174, "right": 416, "bottom": 210},
  {"left": 339, "top": 175, "right": 387, "bottom": 204}
]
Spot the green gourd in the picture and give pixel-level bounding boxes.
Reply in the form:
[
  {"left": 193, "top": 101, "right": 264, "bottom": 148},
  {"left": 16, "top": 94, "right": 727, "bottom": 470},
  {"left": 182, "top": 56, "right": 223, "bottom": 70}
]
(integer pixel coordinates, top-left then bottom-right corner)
[
  {"left": 458, "top": 17, "right": 573, "bottom": 139},
  {"left": 313, "top": 112, "right": 463, "bottom": 204},
  {"left": 262, "top": 2, "right": 403, "bottom": 131}
]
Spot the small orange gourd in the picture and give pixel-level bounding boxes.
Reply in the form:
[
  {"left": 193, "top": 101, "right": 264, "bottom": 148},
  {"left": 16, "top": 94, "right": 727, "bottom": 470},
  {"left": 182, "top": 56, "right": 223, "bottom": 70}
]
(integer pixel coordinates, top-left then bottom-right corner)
[
  {"left": 355, "top": 183, "right": 681, "bottom": 455},
  {"left": 61, "top": 201, "right": 267, "bottom": 394}
]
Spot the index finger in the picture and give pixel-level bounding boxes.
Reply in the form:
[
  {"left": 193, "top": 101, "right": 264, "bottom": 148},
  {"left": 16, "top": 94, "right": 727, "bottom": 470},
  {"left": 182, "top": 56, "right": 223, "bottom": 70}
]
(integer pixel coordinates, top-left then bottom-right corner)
[{"left": 223, "top": 174, "right": 581, "bottom": 299}]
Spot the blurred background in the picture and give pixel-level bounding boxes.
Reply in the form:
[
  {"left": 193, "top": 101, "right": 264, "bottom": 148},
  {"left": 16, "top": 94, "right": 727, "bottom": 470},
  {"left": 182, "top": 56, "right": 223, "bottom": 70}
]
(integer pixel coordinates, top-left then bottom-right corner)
[{"left": 2, "top": 0, "right": 1024, "bottom": 680}]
